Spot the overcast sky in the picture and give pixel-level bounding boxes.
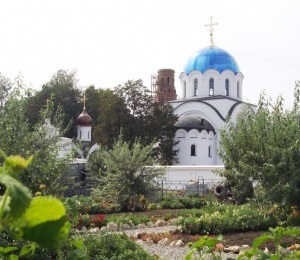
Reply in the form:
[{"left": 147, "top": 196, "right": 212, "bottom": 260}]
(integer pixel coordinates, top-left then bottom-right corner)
[{"left": 1, "top": 0, "right": 299, "bottom": 108}]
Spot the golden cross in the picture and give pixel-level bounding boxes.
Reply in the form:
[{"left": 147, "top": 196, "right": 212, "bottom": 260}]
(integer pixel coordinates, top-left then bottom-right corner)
[{"left": 205, "top": 16, "right": 218, "bottom": 47}]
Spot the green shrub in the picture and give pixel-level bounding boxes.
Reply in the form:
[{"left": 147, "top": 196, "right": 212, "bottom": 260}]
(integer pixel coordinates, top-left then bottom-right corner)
[
  {"left": 178, "top": 203, "right": 289, "bottom": 235},
  {"left": 106, "top": 214, "right": 150, "bottom": 226},
  {"left": 160, "top": 194, "right": 207, "bottom": 209},
  {"left": 84, "top": 232, "right": 153, "bottom": 260}
]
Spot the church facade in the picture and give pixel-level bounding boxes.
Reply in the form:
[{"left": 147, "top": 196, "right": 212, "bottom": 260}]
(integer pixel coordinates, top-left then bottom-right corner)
[{"left": 154, "top": 20, "right": 255, "bottom": 166}]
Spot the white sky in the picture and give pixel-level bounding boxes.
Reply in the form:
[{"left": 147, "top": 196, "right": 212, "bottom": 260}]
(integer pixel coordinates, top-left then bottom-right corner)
[{"left": 0, "top": 0, "right": 299, "bottom": 108}]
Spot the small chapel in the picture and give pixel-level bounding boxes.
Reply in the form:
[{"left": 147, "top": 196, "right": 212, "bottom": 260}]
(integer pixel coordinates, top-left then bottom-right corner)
[{"left": 152, "top": 17, "right": 255, "bottom": 166}]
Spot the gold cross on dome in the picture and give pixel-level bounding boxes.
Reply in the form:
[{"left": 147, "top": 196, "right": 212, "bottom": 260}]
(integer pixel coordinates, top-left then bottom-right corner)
[{"left": 205, "top": 16, "right": 218, "bottom": 47}]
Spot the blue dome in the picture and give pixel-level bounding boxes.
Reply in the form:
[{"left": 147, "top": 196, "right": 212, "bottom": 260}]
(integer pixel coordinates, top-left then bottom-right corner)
[{"left": 184, "top": 46, "right": 240, "bottom": 74}]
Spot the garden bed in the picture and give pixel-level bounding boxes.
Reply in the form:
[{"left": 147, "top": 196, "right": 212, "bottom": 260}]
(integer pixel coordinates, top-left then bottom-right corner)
[{"left": 109, "top": 209, "right": 300, "bottom": 253}]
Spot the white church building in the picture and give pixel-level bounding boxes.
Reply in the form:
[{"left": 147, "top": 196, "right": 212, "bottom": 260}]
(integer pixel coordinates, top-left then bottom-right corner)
[{"left": 153, "top": 19, "right": 255, "bottom": 169}]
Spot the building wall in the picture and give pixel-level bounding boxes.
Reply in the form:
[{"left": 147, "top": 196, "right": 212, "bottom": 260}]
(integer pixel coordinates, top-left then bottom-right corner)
[{"left": 158, "top": 165, "right": 225, "bottom": 181}]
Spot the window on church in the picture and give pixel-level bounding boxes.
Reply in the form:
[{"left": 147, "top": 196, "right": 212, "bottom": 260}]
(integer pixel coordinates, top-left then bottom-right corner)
[
  {"left": 88, "top": 131, "right": 90, "bottom": 139},
  {"left": 194, "top": 79, "right": 198, "bottom": 96},
  {"left": 209, "top": 78, "right": 214, "bottom": 95},
  {"left": 208, "top": 145, "right": 212, "bottom": 157},
  {"left": 225, "top": 79, "right": 229, "bottom": 96},
  {"left": 79, "top": 130, "right": 81, "bottom": 138},
  {"left": 191, "top": 144, "right": 196, "bottom": 156},
  {"left": 237, "top": 81, "right": 240, "bottom": 98},
  {"left": 183, "top": 81, "right": 186, "bottom": 98}
]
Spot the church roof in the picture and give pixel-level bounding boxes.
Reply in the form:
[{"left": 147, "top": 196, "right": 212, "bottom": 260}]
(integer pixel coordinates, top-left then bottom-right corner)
[
  {"left": 77, "top": 107, "right": 92, "bottom": 126},
  {"left": 175, "top": 115, "right": 215, "bottom": 133},
  {"left": 183, "top": 46, "right": 240, "bottom": 74}
]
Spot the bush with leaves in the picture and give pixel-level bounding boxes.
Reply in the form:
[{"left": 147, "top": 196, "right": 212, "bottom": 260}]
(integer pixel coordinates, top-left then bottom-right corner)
[
  {"left": 0, "top": 80, "right": 70, "bottom": 195},
  {"left": 0, "top": 152, "right": 70, "bottom": 258},
  {"left": 219, "top": 81, "right": 300, "bottom": 207},
  {"left": 83, "top": 232, "right": 153, "bottom": 260},
  {"left": 88, "top": 134, "right": 165, "bottom": 212}
]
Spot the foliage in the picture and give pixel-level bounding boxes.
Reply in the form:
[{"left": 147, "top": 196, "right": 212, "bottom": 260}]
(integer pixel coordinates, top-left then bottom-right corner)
[
  {"left": 93, "top": 88, "right": 133, "bottom": 149},
  {"left": 0, "top": 153, "right": 70, "bottom": 258},
  {"left": 83, "top": 232, "right": 153, "bottom": 260},
  {"left": 186, "top": 235, "right": 224, "bottom": 260},
  {"left": 218, "top": 81, "right": 300, "bottom": 206},
  {"left": 0, "top": 72, "right": 12, "bottom": 108},
  {"left": 88, "top": 134, "right": 165, "bottom": 212},
  {"left": 177, "top": 203, "right": 289, "bottom": 235},
  {"left": 77, "top": 214, "right": 106, "bottom": 229},
  {"left": 0, "top": 82, "right": 70, "bottom": 195},
  {"left": 67, "top": 195, "right": 121, "bottom": 215},
  {"left": 114, "top": 79, "right": 179, "bottom": 165},
  {"left": 25, "top": 69, "right": 82, "bottom": 137},
  {"left": 105, "top": 214, "right": 150, "bottom": 226},
  {"left": 237, "top": 226, "right": 300, "bottom": 259},
  {"left": 159, "top": 194, "right": 207, "bottom": 209}
]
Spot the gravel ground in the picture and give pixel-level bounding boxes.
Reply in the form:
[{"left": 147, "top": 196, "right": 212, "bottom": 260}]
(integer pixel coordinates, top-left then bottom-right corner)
[{"left": 120, "top": 225, "right": 238, "bottom": 260}]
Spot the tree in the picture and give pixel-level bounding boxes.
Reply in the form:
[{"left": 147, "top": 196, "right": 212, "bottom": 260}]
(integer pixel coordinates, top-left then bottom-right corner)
[
  {"left": 114, "top": 80, "right": 178, "bottom": 164},
  {"left": 0, "top": 80, "right": 70, "bottom": 195},
  {"left": 218, "top": 81, "right": 300, "bottom": 206},
  {"left": 25, "top": 69, "right": 82, "bottom": 137},
  {"left": 92, "top": 89, "right": 133, "bottom": 148},
  {"left": 88, "top": 134, "right": 165, "bottom": 211},
  {"left": 0, "top": 73, "right": 12, "bottom": 108}
]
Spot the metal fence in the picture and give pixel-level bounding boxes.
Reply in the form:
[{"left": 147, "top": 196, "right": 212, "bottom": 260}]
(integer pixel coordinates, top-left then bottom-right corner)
[{"left": 153, "top": 178, "right": 223, "bottom": 200}]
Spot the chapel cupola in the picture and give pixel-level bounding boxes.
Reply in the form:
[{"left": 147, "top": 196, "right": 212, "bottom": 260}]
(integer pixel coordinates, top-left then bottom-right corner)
[
  {"left": 179, "top": 17, "right": 244, "bottom": 100},
  {"left": 77, "top": 94, "right": 92, "bottom": 142}
]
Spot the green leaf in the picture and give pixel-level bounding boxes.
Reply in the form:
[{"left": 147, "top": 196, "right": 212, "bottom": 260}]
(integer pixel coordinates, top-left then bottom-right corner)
[
  {"left": 3, "top": 155, "right": 33, "bottom": 176},
  {"left": 0, "top": 246, "right": 18, "bottom": 254},
  {"left": 18, "top": 243, "right": 36, "bottom": 257},
  {"left": 252, "top": 234, "right": 273, "bottom": 251},
  {"left": 69, "top": 237, "right": 85, "bottom": 251},
  {"left": 21, "top": 197, "right": 70, "bottom": 249},
  {"left": 0, "top": 174, "right": 32, "bottom": 223}
]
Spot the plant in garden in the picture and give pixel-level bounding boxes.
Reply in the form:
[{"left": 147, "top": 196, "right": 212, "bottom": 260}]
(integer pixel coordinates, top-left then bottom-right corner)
[
  {"left": 0, "top": 152, "right": 70, "bottom": 258},
  {"left": 237, "top": 226, "right": 300, "bottom": 259},
  {"left": 218, "top": 81, "right": 300, "bottom": 207},
  {"left": 88, "top": 133, "right": 165, "bottom": 212},
  {"left": 83, "top": 232, "right": 153, "bottom": 260},
  {"left": 178, "top": 203, "right": 289, "bottom": 235},
  {"left": 186, "top": 235, "right": 224, "bottom": 260}
]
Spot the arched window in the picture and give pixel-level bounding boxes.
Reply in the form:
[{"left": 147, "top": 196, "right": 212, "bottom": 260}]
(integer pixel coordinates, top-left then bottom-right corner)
[
  {"left": 183, "top": 81, "right": 186, "bottom": 98},
  {"left": 191, "top": 144, "right": 196, "bottom": 156},
  {"left": 225, "top": 79, "right": 229, "bottom": 96},
  {"left": 209, "top": 78, "right": 214, "bottom": 96},
  {"left": 167, "top": 77, "right": 170, "bottom": 85},
  {"left": 208, "top": 145, "right": 212, "bottom": 157},
  {"left": 194, "top": 79, "right": 198, "bottom": 96},
  {"left": 237, "top": 81, "right": 240, "bottom": 98}
]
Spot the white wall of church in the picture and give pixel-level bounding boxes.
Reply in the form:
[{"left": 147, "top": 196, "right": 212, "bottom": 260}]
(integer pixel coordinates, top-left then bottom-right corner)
[{"left": 175, "top": 129, "right": 216, "bottom": 165}]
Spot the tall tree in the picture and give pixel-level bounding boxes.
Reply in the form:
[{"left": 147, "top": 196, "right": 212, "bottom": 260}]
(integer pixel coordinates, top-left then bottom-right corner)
[
  {"left": 25, "top": 69, "right": 81, "bottom": 137},
  {"left": 93, "top": 89, "right": 133, "bottom": 148},
  {"left": 114, "top": 80, "right": 178, "bottom": 164},
  {"left": 218, "top": 81, "right": 300, "bottom": 206}
]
